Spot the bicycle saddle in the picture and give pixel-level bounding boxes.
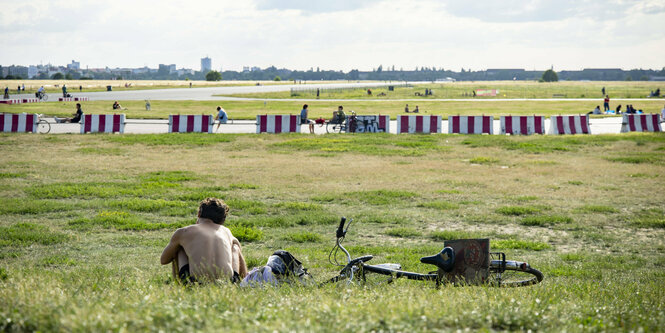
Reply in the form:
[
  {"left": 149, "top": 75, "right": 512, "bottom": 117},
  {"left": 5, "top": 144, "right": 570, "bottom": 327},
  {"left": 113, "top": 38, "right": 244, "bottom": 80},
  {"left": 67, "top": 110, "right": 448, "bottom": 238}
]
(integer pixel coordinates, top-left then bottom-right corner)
[{"left": 420, "top": 247, "right": 455, "bottom": 272}]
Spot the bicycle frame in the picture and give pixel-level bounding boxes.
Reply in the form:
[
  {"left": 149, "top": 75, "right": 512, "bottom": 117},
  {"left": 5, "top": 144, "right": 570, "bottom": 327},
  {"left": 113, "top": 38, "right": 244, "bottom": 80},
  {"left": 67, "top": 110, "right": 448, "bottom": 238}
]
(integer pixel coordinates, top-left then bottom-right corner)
[
  {"left": 328, "top": 218, "right": 440, "bottom": 285},
  {"left": 327, "top": 217, "right": 543, "bottom": 287}
]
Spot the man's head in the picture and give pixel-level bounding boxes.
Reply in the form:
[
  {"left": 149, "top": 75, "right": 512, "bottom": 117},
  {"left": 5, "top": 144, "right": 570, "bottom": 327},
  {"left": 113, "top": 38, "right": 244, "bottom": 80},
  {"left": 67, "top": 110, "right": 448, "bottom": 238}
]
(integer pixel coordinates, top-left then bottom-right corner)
[
  {"left": 198, "top": 197, "right": 230, "bottom": 224},
  {"left": 76, "top": 103, "right": 81, "bottom": 109},
  {"left": 338, "top": 106, "right": 343, "bottom": 111},
  {"left": 303, "top": 104, "right": 308, "bottom": 109},
  {"left": 217, "top": 106, "right": 221, "bottom": 111}
]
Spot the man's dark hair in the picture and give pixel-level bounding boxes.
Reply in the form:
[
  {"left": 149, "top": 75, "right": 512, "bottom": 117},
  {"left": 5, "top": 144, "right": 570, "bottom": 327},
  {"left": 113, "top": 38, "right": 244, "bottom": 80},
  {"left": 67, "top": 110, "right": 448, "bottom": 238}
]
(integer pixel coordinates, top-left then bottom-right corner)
[{"left": 198, "top": 198, "right": 229, "bottom": 224}]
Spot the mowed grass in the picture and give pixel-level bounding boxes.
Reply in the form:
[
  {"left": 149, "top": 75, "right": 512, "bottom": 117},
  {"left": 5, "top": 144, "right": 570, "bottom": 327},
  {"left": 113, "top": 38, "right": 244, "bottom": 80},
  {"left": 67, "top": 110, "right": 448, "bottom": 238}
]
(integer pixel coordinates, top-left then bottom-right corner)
[
  {"left": 0, "top": 132, "right": 664, "bottom": 331},
  {"left": 227, "top": 80, "right": 664, "bottom": 99}
]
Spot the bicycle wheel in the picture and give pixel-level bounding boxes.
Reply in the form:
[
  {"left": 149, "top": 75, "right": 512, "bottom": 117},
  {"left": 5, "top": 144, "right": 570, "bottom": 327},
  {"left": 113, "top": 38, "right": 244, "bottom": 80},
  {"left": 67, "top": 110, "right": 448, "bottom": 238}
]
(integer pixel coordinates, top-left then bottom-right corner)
[
  {"left": 490, "top": 260, "right": 543, "bottom": 287},
  {"left": 37, "top": 119, "right": 50, "bottom": 134},
  {"left": 42, "top": 94, "right": 49, "bottom": 101},
  {"left": 326, "top": 122, "right": 341, "bottom": 134}
]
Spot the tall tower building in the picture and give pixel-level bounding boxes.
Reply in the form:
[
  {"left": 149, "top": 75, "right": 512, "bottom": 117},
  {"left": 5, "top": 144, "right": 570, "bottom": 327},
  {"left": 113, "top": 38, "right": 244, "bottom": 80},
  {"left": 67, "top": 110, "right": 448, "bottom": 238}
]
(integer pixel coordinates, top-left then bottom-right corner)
[{"left": 201, "top": 57, "right": 212, "bottom": 72}]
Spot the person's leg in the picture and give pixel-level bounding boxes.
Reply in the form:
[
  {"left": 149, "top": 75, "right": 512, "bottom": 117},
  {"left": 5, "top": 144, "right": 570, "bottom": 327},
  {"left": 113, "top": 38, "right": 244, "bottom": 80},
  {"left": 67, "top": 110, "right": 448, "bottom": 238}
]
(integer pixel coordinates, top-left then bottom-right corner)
[{"left": 177, "top": 248, "right": 195, "bottom": 283}]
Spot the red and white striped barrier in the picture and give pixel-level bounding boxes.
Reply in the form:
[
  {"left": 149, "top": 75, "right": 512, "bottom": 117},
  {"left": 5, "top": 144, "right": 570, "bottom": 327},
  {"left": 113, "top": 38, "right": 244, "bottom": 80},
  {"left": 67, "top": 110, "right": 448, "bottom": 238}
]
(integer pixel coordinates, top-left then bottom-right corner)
[
  {"left": 549, "top": 115, "right": 590, "bottom": 135},
  {"left": 500, "top": 116, "right": 546, "bottom": 135},
  {"left": 169, "top": 115, "right": 214, "bottom": 133},
  {"left": 620, "top": 114, "right": 662, "bottom": 133},
  {"left": 448, "top": 116, "right": 493, "bottom": 134},
  {"left": 0, "top": 99, "right": 21, "bottom": 105},
  {"left": 22, "top": 98, "right": 39, "bottom": 103},
  {"left": 59, "top": 97, "right": 89, "bottom": 102},
  {"left": 81, "top": 114, "right": 125, "bottom": 133},
  {"left": 0, "top": 113, "right": 38, "bottom": 132},
  {"left": 256, "top": 115, "right": 300, "bottom": 133},
  {"left": 397, "top": 115, "right": 441, "bottom": 134},
  {"left": 349, "top": 115, "right": 390, "bottom": 133}
]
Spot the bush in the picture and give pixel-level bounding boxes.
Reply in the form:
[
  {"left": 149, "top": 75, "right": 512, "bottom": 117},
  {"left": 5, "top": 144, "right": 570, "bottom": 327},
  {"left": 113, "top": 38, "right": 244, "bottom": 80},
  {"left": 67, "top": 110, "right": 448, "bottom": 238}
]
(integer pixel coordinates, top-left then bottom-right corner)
[
  {"left": 541, "top": 69, "right": 558, "bottom": 82},
  {"left": 205, "top": 70, "right": 222, "bottom": 81}
]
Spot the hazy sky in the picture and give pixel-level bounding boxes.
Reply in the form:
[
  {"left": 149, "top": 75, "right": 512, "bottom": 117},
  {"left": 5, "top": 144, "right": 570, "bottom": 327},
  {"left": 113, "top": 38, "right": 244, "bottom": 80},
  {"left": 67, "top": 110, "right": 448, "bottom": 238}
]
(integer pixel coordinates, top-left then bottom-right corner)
[{"left": 1, "top": 0, "right": 664, "bottom": 71}]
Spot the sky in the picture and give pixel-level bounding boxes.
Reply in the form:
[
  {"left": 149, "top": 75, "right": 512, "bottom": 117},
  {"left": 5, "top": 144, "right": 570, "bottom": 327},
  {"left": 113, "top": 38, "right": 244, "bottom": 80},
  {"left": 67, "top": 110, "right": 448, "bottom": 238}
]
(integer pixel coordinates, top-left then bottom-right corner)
[{"left": 1, "top": 0, "right": 664, "bottom": 72}]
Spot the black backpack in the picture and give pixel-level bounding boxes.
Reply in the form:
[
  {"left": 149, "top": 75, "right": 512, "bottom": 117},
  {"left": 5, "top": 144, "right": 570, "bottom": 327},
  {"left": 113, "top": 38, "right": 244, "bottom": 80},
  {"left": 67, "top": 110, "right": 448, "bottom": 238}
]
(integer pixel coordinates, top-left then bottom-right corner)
[{"left": 267, "top": 250, "right": 310, "bottom": 278}]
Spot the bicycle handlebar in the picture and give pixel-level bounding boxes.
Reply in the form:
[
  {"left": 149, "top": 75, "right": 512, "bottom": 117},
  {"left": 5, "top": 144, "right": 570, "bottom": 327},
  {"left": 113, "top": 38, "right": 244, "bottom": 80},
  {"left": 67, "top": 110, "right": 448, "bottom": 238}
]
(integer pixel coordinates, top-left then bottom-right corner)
[{"left": 336, "top": 217, "right": 349, "bottom": 238}]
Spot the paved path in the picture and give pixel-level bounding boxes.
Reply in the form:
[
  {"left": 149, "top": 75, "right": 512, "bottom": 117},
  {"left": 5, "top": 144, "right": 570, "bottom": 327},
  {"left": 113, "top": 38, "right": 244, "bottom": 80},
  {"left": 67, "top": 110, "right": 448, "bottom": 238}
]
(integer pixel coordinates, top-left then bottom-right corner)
[
  {"left": 42, "top": 117, "right": 625, "bottom": 135},
  {"left": 7, "top": 82, "right": 660, "bottom": 102},
  {"left": 10, "top": 82, "right": 399, "bottom": 102}
]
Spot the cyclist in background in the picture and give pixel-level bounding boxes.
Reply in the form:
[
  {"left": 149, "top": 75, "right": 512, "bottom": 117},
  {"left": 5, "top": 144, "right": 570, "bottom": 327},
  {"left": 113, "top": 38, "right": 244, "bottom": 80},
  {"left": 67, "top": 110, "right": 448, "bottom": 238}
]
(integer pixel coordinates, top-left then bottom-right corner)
[{"left": 36, "top": 86, "right": 45, "bottom": 100}]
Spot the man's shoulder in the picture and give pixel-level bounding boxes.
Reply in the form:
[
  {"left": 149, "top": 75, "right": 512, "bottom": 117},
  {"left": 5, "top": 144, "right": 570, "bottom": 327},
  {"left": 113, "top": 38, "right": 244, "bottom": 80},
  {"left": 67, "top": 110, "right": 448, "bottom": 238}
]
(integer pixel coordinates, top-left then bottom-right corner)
[{"left": 174, "top": 224, "right": 200, "bottom": 235}]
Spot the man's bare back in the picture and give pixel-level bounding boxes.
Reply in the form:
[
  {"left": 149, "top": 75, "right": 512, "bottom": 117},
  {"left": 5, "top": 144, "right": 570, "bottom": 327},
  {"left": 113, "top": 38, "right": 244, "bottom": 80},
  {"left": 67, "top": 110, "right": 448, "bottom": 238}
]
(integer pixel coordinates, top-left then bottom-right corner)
[{"left": 160, "top": 198, "right": 247, "bottom": 283}]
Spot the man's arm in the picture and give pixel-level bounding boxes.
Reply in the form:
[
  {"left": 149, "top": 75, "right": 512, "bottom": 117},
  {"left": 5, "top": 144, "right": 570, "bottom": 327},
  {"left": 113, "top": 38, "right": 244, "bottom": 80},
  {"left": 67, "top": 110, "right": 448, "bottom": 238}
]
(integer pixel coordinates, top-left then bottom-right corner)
[
  {"left": 231, "top": 238, "right": 248, "bottom": 278},
  {"left": 160, "top": 229, "right": 183, "bottom": 265}
]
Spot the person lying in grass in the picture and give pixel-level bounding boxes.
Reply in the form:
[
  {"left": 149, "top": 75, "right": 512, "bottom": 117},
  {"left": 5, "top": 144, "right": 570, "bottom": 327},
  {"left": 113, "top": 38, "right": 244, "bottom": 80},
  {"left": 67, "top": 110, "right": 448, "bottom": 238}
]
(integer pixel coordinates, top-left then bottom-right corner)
[{"left": 160, "top": 198, "right": 248, "bottom": 283}]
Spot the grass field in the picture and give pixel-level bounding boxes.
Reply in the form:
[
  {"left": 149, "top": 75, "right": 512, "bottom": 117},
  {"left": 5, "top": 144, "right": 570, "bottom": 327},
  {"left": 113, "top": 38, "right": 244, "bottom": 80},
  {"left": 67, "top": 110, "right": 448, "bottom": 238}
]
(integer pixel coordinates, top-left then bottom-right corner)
[
  {"left": 227, "top": 81, "right": 665, "bottom": 100},
  {"left": 2, "top": 99, "right": 665, "bottom": 121},
  {"left": 1, "top": 131, "right": 664, "bottom": 331},
  {"left": 0, "top": 79, "right": 304, "bottom": 94}
]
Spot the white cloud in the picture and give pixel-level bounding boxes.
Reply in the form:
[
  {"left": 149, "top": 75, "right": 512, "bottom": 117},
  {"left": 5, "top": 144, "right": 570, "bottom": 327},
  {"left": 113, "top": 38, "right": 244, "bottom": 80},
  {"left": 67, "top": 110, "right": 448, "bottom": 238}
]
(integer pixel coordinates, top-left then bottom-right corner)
[{"left": 0, "top": 0, "right": 663, "bottom": 71}]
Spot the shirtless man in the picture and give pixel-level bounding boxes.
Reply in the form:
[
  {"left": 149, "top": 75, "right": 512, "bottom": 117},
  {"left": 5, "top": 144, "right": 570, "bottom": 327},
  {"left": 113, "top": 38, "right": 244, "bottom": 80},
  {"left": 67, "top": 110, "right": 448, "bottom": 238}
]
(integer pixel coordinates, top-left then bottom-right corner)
[{"left": 161, "top": 198, "right": 248, "bottom": 283}]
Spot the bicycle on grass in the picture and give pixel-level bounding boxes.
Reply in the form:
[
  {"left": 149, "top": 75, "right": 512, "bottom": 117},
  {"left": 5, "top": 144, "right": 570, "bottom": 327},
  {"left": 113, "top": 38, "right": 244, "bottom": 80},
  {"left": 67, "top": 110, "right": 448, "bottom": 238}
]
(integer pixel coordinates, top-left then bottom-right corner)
[{"left": 323, "top": 217, "right": 544, "bottom": 287}]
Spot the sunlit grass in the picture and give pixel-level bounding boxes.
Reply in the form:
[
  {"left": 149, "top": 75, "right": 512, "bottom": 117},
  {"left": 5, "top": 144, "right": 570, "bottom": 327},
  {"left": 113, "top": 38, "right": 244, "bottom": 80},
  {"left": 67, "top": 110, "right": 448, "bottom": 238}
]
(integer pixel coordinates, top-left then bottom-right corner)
[{"left": 0, "top": 131, "right": 663, "bottom": 331}]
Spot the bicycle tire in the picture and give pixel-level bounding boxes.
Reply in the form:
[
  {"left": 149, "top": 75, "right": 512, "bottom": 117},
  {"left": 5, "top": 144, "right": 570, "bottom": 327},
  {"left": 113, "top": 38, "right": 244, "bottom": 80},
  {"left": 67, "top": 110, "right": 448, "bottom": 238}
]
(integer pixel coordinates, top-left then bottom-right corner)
[
  {"left": 326, "top": 122, "right": 340, "bottom": 134},
  {"left": 490, "top": 261, "right": 543, "bottom": 287},
  {"left": 42, "top": 94, "right": 48, "bottom": 101},
  {"left": 36, "top": 119, "right": 50, "bottom": 134}
]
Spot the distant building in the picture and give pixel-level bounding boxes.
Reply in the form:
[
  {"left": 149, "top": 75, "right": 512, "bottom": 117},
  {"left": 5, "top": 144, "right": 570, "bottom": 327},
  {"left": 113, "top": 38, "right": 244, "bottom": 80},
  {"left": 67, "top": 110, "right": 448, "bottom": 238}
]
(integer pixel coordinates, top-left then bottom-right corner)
[
  {"left": 158, "top": 64, "right": 177, "bottom": 74},
  {"left": 67, "top": 60, "right": 80, "bottom": 70},
  {"left": 132, "top": 67, "right": 151, "bottom": 74},
  {"left": 201, "top": 57, "right": 212, "bottom": 73},
  {"left": 177, "top": 68, "right": 195, "bottom": 76},
  {"left": 28, "top": 65, "right": 39, "bottom": 78},
  {"left": 5, "top": 65, "right": 28, "bottom": 78}
]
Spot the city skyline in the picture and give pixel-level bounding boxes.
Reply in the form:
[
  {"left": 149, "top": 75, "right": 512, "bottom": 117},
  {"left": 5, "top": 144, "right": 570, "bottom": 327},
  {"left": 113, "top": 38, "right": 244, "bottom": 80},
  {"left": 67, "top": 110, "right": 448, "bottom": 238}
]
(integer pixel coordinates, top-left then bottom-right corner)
[{"left": 1, "top": 0, "right": 664, "bottom": 71}]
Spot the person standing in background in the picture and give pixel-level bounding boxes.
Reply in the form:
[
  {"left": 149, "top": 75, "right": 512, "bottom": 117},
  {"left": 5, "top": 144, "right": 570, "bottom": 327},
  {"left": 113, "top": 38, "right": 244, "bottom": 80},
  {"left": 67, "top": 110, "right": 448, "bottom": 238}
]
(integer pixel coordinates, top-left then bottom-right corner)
[{"left": 603, "top": 95, "right": 610, "bottom": 112}]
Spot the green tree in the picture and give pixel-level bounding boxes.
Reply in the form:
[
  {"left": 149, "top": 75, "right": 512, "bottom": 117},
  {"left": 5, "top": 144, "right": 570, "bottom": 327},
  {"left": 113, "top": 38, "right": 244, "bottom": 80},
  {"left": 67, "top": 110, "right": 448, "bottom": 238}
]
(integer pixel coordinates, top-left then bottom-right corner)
[
  {"left": 51, "top": 72, "right": 64, "bottom": 80},
  {"left": 205, "top": 70, "right": 222, "bottom": 81},
  {"left": 541, "top": 69, "right": 558, "bottom": 82},
  {"left": 65, "top": 73, "right": 73, "bottom": 80},
  {"left": 274, "top": 76, "right": 281, "bottom": 81}
]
